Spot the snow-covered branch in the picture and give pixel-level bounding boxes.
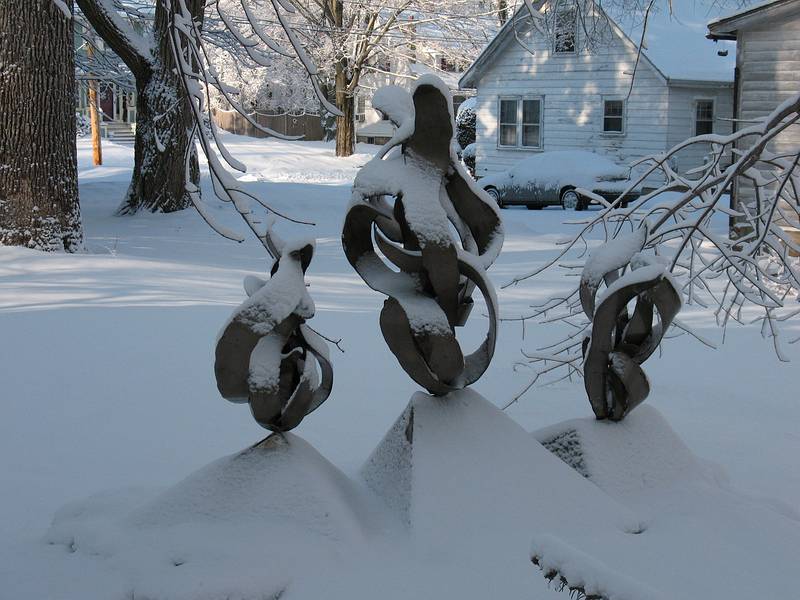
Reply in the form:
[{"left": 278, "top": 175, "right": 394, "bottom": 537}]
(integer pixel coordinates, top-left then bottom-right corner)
[{"left": 509, "top": 91, "right": 800, "bottom": 412}]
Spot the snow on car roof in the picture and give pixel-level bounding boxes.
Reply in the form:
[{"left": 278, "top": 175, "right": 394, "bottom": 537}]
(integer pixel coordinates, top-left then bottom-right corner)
[{"left": 513, "top": 150, "right": 625, "bottom": 177}]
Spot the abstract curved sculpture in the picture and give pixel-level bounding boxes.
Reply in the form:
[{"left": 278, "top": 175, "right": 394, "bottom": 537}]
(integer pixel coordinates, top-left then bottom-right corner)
[
  {"left": 215, "top": 239, "right": 333, "bottom": 431},
  {"left": 343, "top": 76, "right": 504, "bottom": 395},
  {"left": 580, "top": 227, "right": 681, "bottom": 421}
]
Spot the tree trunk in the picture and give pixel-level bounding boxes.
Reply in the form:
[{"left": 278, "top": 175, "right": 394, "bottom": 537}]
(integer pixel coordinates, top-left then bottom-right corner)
[
  {"left": 0, "top": 0, "right": 82, "bottom": 251},
  {"left": 78, "top": 0, "right": 204, "bottom": 214},
  {"left": 335, "top": 65, "right": 355, "bottom": 157},
  {"left": 498, "top": 0, "right": 508, "bottom": 25},
  {"left": 118, "top": 69, "right": 198, "bottom": 214}
]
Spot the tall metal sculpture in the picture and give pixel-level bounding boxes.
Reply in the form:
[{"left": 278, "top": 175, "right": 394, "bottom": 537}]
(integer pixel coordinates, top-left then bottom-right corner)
[
  {"left": 579, "top": 228, "right": 681, "bottom": 421},
  {"left": 343, "top": 76, "right": 504, "bottom": 395},
  {"left": 215, "top": 238, "right": 333, "bottom": 431}
]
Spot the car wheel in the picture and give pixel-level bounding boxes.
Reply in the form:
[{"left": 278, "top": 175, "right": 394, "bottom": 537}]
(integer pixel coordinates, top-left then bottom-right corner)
[
  {"left": 485, "top": 187, "right": 504, "bottom": 208},
  {"left": 561, "top": 189, "right": 581, "bottom": 211}
]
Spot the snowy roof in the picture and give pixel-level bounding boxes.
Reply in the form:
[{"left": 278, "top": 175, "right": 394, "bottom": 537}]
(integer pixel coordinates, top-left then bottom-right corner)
[
  {"left": 356, "top": 120, "right": 396, "bottom": 138},
  {"left": 708, "top": 0, "right": 800, "bottom": 37},
  {"left": 614, "top": 2, "right": 736, "bottom": 82},
  {"left": 460, "top": 0, "right": 737, "bottom": 88},
  {"left": 408, "top": 63, "right": 463, "bottom": 90}
]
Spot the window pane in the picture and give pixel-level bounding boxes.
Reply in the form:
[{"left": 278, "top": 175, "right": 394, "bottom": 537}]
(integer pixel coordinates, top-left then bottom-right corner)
[
  {"left": 604, "top": 117, "right": 623, "bottom": 132},
  {"left": 604, "top": 100, "right": 623, "bottom": 118},
  {"left": 696, "top": 120, "right": 713, "bottom": 135},
  {"left": 522, "top": 99, "right": 540, "bottom": 125},
  {"left": 500, "top": 124, "right": 517, "bottom": 146},
  {"left": 522, "top": 124, "right": 540, "bottom": 147},
  {"left": 603, "top": 100, "right": 624, "bottom": 132},
  {"left": 555, "top": 9, "right": 576, "bottom": 53},
  {"left": 500, "top": 99, "right": 518, "bottom": 124},
  {"left": 696, "top": 100, "right": 714, "bottom": 121},
  {"left": 696, "top": 100, "right": 714, "bottom": 134}
]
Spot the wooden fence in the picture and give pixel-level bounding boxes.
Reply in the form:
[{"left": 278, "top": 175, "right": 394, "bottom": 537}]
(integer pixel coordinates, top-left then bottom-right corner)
[{"left": 212, "top": 108, "right": 325, "bottom": 141}]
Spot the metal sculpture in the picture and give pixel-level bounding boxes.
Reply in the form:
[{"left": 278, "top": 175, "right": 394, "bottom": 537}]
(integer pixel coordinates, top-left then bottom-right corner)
[
  {"left": 342, "top": 76, "right": 504, "bottom": 395},
  {"left": 580, "top": 227, "right": 681, "bottom": 421},
  {"left": 215, "top": 238, "right": 333, "bottom": 431}
]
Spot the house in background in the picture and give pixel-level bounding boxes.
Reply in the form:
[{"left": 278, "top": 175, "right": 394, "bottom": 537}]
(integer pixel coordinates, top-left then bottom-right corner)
[
  {"left": 459, "top": 0, "right": 737, "bottom": 184},
  {"left": 708, "top": 0, "right": 800, "bottom": 239},
  {"left": 355, "top": 62, "right": 472, "bottom": 145},
  {"left": 353, "top": 14, "right": 485, "bottom": 145}
]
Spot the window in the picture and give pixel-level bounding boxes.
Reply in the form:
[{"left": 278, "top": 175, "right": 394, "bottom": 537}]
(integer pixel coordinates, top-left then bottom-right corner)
[
  {"left": 554, "top": 9, "right": 577, "bottom": 53},
  {"left": 603, "top": 99, "right": 624, "bottom": 134},
  {"left": 522, "top": 99, "right": 541, "bottom": 147},
  {"left": 498, "top": 97, "right": 543, "bottom": 148},
  {"left": 439, "top": 56, "right": 457, "bottom": 73},
  {"left": 695, "top": 99, "right": 714, "bottom": 135},
  {"left": 499, "top": 99, "right": 518, "bottom": 146},
  {"left": 355, "top": 96, "right": 366, "bottom": 123}
]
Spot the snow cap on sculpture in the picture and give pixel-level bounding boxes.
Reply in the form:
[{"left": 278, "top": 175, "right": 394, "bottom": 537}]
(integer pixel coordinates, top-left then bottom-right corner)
[
  {"left": 343, "top": 75, "right": 504, "bottom": 395},
  {"left": 580, "top": 226, "right": 681, "bottom": 421},
  {"left": 215, "top": 236, "right": 333, "bottom": 431}
]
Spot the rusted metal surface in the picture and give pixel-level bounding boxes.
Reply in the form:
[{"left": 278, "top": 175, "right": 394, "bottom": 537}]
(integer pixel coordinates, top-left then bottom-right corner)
[
  {"left": 580, "top": 232, "right": 681, "bottom": 421},
  {"left": 343, "top": 78, "right": 504, "bottom": 395},
  {"left": 215, "top": 241, "right": 333, "bottom": 431}
]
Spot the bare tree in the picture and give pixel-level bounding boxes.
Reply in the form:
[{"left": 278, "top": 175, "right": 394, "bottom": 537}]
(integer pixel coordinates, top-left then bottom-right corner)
[
  {"left": 282, "top": 0, "right": 499, "bottom": 156},
  {"left": 0, "top": 0, "right": 83, "bottom": 252}
]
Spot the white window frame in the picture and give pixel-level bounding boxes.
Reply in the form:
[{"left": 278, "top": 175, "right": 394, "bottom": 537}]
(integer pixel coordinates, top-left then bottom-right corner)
[
  {"left": 497, "top": 96, "right": 544, "bottom": 150},
  {"left": 694, "top": 98, "right": 715, "bottom": 136},
  {"left": 355, "top": 95, "right": 367, "bottom": 123},
  {"left": 553, "top": 7, "right": 578, "bottom": 55},
  {"left": 602, "top": 97, "right": 626, "bottom": 136}
]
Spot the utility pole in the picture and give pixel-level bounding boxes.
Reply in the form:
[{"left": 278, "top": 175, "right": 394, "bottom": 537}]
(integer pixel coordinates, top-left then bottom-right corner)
[{"left": 86, "top": 41, "right": 102, "bottom": 165}]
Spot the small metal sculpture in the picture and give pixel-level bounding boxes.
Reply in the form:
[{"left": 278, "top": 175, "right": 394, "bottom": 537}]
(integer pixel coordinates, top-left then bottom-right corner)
[
  {"left": 580, "top": 227, "right": 681, "bottom": 421},
  {"left": 215, "top": 238, "right": 333, "bottom": 431},
  {"left": 343, "top": 76, "right": 504, "bottom": 395}
]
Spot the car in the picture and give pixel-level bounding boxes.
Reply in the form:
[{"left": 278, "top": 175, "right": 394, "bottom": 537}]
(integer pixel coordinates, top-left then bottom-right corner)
[{"left": 478, "top": 150, "right": 641, "bottom": 210}]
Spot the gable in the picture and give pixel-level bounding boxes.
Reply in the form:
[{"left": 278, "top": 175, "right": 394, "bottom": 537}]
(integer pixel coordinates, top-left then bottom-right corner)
[{"left": 460, "top": 0, "right": 735, "bottom": 89}]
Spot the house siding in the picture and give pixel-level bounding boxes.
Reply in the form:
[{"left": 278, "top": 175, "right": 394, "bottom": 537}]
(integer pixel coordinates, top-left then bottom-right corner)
[
  {"left": 666, "top": 84, "right": 734, "bottom": 173},
  {"left": 734, "top": 15, "right": 800, "bottom": 224},
  {"left": 472, "top": 19, "right": 670, "bottom": 183}
]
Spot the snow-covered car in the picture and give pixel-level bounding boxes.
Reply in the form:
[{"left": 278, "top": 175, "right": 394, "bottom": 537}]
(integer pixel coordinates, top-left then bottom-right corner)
[{"left": 478, "top": 151, "right": 641, "bottom": 210}]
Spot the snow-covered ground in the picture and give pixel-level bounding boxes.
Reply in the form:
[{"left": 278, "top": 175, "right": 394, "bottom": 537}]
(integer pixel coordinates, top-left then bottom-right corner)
[{"left": 1, "top": 135, "right": 799, "bottom": 599}]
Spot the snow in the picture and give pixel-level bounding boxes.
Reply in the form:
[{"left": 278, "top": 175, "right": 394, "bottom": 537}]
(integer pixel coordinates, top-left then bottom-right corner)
[
  {"left": 1, "top": 135, "right": 799, "bottom": 599},
  {"left": 456, "top": 96, "right": 477, "bottom": 118},
  {"left": 580, "top": 226, "right": 648, "bottom": 314},
  {"left": 615, "top": 1, "right": 737, "bottom": 82},
  {"left": 479, "top": 150, "right": 633, "bottom": 192},
  {"left": 531, "top": 405, "right": 800, "bottom": 599},
  {"left": 371, "top": 85, "right": 413, "bottom": 127}
]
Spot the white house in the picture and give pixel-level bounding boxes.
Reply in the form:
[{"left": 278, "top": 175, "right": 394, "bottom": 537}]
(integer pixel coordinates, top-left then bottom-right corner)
[
  {"left": 708, "top": 0, "right": 800, "bottom": 235},
  {"left": 459, "top": 1, "right": 738, "bottom": 183}
]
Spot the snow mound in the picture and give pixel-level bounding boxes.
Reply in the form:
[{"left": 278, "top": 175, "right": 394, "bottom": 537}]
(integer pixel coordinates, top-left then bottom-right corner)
[
  {"left": 532, "top": 405, "right": 800, "bottom": 599},
  {"left": 45, "top": 434, "right": 374, "bottom": 600},
  {"left": 362, "top": 388, "right": 640, "bottom": 554}
]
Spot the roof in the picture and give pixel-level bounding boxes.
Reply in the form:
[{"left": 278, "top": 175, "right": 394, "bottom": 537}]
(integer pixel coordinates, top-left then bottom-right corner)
[
  {"left": 460, "top": 0, "right": 736, "bottom": 88},
  {"left": 616, "top": 2, "right": 736, "bottom": 82},
  {"left": 355, "top": 120, "right": 396, "bottom": 138},
  {"left": 708, "top": 0, "right": 800, "bottom": 38}
]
